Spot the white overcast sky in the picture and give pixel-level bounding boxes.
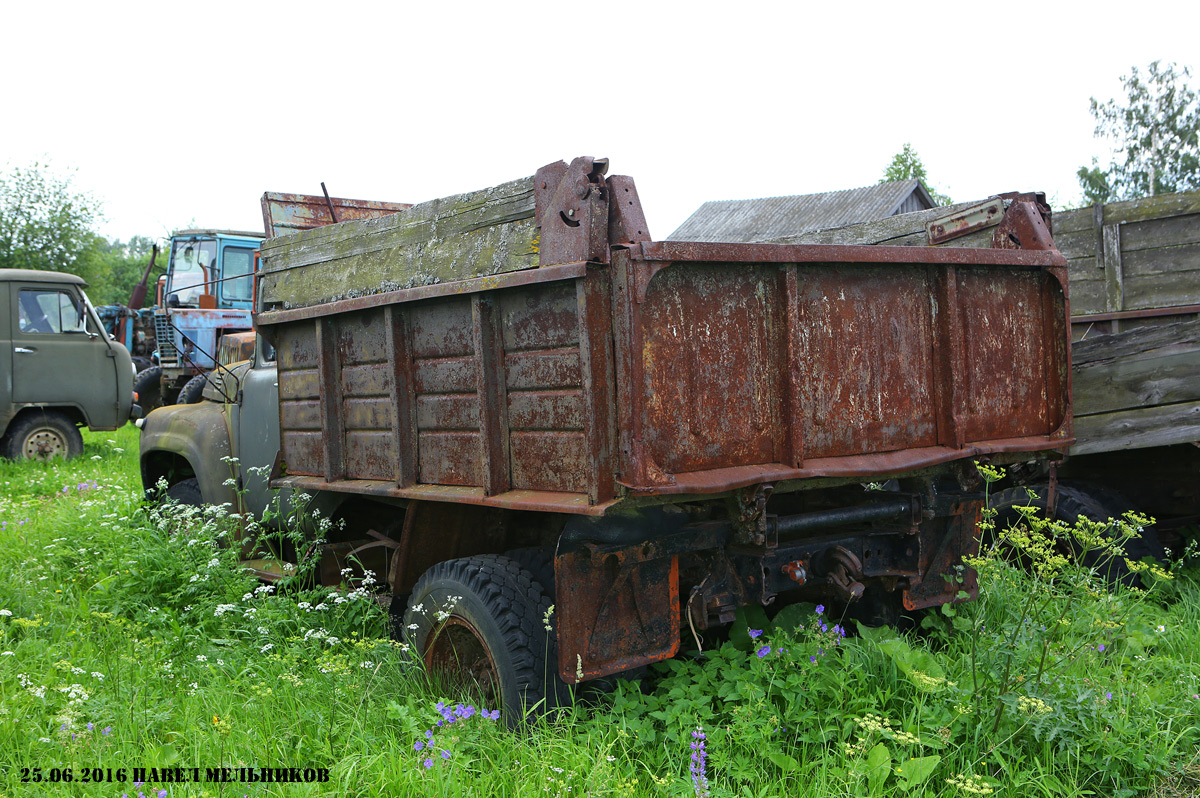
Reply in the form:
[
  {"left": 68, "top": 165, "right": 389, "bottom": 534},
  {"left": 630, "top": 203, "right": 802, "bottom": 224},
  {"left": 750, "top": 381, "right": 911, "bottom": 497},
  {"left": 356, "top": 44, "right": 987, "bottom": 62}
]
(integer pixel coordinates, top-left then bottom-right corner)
[{"left": 2, "top": 1, "right": 1197, "bottom": 244}]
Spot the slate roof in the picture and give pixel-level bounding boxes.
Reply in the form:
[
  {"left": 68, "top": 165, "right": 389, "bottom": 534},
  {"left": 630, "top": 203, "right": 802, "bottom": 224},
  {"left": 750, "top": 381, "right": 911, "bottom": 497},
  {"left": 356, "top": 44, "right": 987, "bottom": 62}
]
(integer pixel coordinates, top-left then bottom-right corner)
[{"left": 668, "top": 179, "right": 937, "bottom": 242}]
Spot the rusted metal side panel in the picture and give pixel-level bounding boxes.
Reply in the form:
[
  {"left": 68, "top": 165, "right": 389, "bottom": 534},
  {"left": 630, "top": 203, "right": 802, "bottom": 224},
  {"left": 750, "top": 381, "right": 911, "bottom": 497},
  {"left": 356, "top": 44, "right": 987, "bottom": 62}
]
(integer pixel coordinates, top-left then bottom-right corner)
[
  {"left": 260, "top": 192, "right": 411, "bottom": 238},
  {"left": 578, "top": 267, "right": 618, "bottom": 503},
  {"left": 615, "top": 243, "right": 1071, "bottom": 495},
  {"left": 501, "top": 280, "right": 588, "bottom": 495},
  {"left": 410, "top": 298, "right": 481, "bottom": 487},
  {"left": 796, "top": 264, "right": 940, "bottom": 458},
  {"left": 335, "top": 308, "right": 394, "bottom": 481},
  {"left": 276, "top": 321, "right": 324, "bottom": 476}
]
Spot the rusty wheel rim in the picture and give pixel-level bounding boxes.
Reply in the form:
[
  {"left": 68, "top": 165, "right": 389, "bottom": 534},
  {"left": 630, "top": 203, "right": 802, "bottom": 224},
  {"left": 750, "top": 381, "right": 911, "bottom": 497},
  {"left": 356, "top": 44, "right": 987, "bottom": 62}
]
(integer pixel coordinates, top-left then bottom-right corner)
[
  {"left": 423, "top": 616, "right": 501, "bottom": 705},
  {"left": 23, "top": 427, "right": 67, "bottom": 461}
]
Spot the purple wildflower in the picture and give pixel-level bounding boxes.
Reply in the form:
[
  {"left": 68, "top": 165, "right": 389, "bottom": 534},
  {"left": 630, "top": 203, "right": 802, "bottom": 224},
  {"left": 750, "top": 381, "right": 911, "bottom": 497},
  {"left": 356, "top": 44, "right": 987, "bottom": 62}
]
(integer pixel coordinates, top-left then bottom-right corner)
[
  {"left": 423, "top": 758, "right": 433, "bottom": 769},
  {"left": 1098, "top": 644, "right": 1106, "bottom": 652},
  {"left": 756, "top": 645, "right": 771, "bottom": 658},
  {"left": 414, "top": 741, "right": 424, "bottom": 751},
  {"left": 426, "top": 729, "right": 434, "bottom": 739},
  {"left": 748, "top": 629, "right": 763, "bottom": 639},
  {"left": 810, "top": 655, "right": 817, "bottom": 663},
  {"left": 103, "top": 727, "right": 111, "bottom": 735},
  {"left": 440, "top": 749, "right": 451, "bottom": 760},
  {"left": 690, "top": 727, "right": 710, "bottom": 797},
  {"left": 158, "top": 791, "right": 167, "bottom": 798},
  {"left": 815, "top": 604, "right": 825, "bottom": 616},
  {"left": 1105, "top": 692, "right": 1113, "bottom": 700},
  {"left": 87, "top": 722, "right": 94, "bottom": 731}
]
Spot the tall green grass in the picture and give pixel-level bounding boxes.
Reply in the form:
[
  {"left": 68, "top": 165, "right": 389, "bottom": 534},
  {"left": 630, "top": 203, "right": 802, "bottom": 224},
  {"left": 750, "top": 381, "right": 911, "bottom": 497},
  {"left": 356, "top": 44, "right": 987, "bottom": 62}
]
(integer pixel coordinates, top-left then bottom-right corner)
[{"left": 1, "top": 428, "right": 1197, "bottom": 797}]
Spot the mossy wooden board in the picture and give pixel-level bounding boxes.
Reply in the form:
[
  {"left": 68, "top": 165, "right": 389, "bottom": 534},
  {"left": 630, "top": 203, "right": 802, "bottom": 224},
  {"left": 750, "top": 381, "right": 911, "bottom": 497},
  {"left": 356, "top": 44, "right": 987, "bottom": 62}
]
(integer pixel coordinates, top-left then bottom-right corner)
[{"left": 259, "top": 176, "right": 538, "bottom": 309}]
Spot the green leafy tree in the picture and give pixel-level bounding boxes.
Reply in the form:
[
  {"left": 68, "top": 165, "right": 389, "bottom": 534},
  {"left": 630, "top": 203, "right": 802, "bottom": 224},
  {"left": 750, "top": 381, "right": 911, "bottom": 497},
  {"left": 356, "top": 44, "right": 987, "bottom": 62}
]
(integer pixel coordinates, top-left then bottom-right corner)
[
  {"left": 0, "top": 161, "right": 102, "bottom": 273},
  {"left": 880, "top": 143, "right": 953, "bottom": 205},
  {"left": 74, "top": 234, "right": 162, "bottom": 306},
  {"left": 1078, "top": 61, "right": 1200, "bottom": 203}
]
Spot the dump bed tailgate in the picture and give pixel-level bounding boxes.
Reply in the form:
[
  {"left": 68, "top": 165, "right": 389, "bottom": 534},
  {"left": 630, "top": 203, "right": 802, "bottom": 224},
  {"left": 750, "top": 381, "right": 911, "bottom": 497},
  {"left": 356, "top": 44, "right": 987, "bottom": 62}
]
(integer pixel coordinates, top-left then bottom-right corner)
[{"left": 613, "top": 240, "right": 1071, "bottom": 495}]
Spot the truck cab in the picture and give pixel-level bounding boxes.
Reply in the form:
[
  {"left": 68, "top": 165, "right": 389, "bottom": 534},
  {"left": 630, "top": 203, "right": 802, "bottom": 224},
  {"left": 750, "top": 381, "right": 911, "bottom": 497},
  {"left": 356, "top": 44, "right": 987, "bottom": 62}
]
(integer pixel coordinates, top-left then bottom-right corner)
[
  {"left": 0, "top": 269, "right": 136, "bottom": 460},
  {"left": 146, "top": 229, "right": 264, "bottom": 407}
]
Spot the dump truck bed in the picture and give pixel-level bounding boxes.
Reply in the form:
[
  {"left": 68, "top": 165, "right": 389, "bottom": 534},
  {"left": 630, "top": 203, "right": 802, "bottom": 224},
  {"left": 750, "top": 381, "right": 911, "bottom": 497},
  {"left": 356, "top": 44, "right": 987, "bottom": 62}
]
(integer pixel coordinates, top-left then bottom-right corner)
[{"left": 255, "top": 159, "right": 1071, "bottom": 514}]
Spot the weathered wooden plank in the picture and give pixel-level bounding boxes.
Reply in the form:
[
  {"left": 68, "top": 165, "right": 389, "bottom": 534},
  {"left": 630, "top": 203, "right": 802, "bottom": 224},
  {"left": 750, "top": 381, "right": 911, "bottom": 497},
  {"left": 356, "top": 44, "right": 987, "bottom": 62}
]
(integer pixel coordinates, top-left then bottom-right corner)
[
  {"left": 258, "top": 176, "right": 539, "bottom": 309},
  {"left": 1121, "top": 213, "right": 1200, "bottom": 252},
  {"left": 1070, "top": 400, "right": 1200, "bottom": 455},
  {"left": 1048, "top": 205, "right": 1094, "bottom": 236},
  {"left": 1103, "top": 224, "right": 1123, "bottom": 314},
  {"left": 1123, "top": 269, "right": 1200, "bottom": 310},
  {"left": 1121, "top": 241, "right": 1200, "bottom": 277},
  {"left": 1069, "top": 281, "right": 1109, "bottom": 321},
  {"left": 1087, "top": 191, "right": 1200, "bottom": 227},
  {"left": 1073, "top": 318, "right": 1200, "bottom": 365},
  {"left": 1053, "top": 227, "right": 1102, "bottom": 260},
  {"left": 1074, "top": 348, "right": 1200, "bottom": 416}
]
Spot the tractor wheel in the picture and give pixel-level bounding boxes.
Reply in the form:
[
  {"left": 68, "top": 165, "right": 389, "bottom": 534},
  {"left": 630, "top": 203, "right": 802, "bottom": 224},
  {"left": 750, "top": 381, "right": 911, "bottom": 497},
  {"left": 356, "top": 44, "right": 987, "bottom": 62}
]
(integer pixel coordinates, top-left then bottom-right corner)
[
  {"left": 134, "top": 366, "right": 164, "bottom": 412},
  {"left": 2, "top": 412, "right": 83, "bottom": 462},
  {"left": 403, "top": 555, "right": 566, "bottom": 726},
  {"left": 179, "top": 373, "right": 208, "bottom": 404}
]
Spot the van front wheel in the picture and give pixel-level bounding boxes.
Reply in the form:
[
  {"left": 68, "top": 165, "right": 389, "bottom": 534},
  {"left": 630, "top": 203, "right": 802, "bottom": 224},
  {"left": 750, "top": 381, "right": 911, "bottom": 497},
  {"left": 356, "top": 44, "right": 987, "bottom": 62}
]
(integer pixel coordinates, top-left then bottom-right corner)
[{"left": 3, "top": 412, "right": 83, "bottom": 462}]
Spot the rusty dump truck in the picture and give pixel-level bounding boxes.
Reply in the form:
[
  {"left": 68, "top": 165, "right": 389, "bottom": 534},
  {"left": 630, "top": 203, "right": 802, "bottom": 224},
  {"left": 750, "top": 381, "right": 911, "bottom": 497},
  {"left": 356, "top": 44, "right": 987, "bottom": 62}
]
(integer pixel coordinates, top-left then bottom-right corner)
[{"left": 139, "top": 157, "right": 1072, "bottom": 717}]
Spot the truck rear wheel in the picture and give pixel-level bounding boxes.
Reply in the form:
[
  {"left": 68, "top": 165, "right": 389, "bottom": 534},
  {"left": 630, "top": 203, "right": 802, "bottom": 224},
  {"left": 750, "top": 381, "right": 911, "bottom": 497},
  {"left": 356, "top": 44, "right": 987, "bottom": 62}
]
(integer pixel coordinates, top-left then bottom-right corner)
[
  {"left": 403, "top": 554, "right": 564, "bottom": 726},
  {"left": 2, "top": 412, "right": 83, "bottom": 462},
  {"left": 988, "top": 484, "right": 1162, "bottom": 585},
  {"left": 134, "top": 366, "right": 163, "bottom": 412}
]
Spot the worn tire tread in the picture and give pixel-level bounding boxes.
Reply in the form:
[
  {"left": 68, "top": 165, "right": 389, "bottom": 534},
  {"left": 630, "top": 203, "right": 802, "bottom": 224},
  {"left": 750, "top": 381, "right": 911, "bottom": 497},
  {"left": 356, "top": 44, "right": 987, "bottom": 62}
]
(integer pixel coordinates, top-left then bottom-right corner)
[{"left": 403, "top": 554, "right": 563, "bottom": 723}]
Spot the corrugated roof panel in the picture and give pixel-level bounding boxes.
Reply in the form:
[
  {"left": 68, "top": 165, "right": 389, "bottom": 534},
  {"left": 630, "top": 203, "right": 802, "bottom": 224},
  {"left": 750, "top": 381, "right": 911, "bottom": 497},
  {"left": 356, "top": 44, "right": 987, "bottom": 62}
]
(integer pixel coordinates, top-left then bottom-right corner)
[{"left": 668, "top": 180, "right": 934, "bottom": 241}]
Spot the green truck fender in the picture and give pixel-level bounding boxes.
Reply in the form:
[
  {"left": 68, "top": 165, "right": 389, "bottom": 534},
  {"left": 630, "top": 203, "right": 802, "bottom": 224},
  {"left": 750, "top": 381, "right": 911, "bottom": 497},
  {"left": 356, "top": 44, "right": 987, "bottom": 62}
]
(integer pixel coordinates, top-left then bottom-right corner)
[{"left": 138, "top": 400, "right": 238, "bottom": 511}]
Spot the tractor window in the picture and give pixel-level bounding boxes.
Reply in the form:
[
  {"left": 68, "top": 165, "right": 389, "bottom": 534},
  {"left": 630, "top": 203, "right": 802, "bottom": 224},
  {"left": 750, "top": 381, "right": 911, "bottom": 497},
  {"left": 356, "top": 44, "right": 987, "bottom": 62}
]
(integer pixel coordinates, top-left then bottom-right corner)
[
  {"left": 17, "top": 289, "right": 85, "bottom": 334},
  {"left": 222, "top": 247, "right": 255, "bottom": 302},
  {"left": 168, "top": 239, "right": 217, "bottom": 306}
]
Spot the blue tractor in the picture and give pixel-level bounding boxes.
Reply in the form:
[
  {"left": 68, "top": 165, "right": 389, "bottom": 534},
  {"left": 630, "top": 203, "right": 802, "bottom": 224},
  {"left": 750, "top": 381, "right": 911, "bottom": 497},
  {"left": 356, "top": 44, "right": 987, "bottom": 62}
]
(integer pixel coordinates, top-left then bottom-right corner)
[{"left": 134, "top": 229, "right": 264, "bottom": 409}]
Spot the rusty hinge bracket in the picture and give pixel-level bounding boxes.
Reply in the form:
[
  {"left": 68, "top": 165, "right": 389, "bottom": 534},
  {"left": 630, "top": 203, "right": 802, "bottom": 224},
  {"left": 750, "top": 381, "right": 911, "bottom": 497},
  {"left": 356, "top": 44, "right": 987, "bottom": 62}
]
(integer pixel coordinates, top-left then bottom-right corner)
[
  {"left": 534, "top": 156, "right": 611, "bottom": 267},
  {"left": 927, "top": 199, "right": 1005, "bottom": 245}
]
